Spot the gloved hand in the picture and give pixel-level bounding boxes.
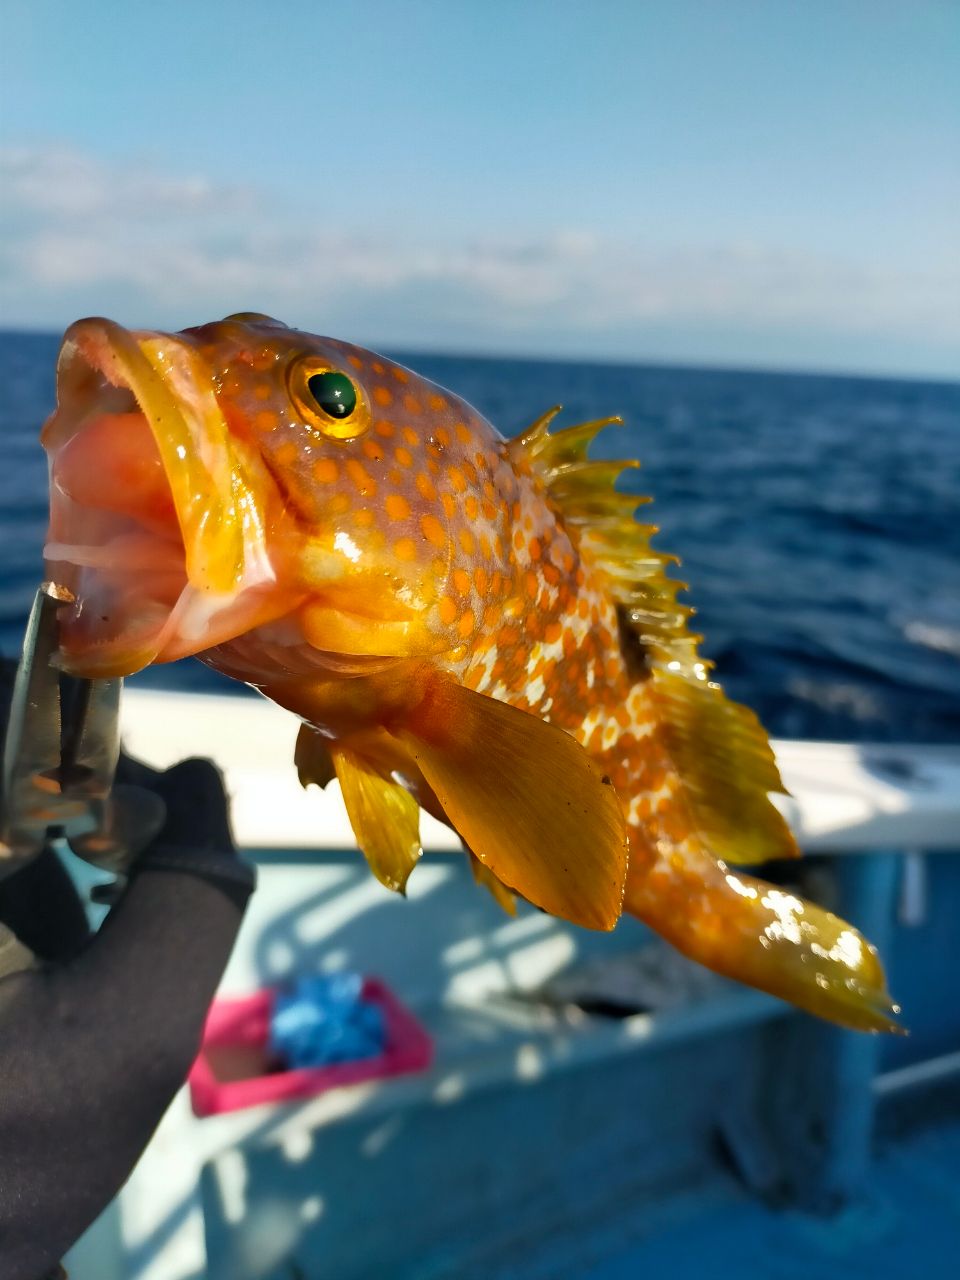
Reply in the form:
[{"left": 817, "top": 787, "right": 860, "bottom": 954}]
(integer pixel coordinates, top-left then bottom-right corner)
[{"left": 0, "top": 659, "right": 255, "bottom": 1280}]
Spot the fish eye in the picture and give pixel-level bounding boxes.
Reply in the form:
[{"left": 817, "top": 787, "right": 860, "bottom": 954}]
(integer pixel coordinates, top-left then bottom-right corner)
[
  {"left": 288, "top": 359, "right": 369, "bottom": 440},
  {"left": 307, "top": 371, "right": 357, "bottom": 420}
]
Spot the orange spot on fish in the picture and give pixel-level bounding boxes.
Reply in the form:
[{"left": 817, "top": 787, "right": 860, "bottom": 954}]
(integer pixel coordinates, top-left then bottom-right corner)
[
  {"left": 416, "top": 472, "right": 436, "bottom": 502},
  {"left": 435, "top": 426, "right": 451, "bottom": 447},
  {"left": 362, "top": 438, "right": 385, "bottom": 462},
  {"left": 459, "top": 528, "right": 475, "bottom": 556},
  {"left": 251, "top": 349, "right": 275, "bottom": 372},
  {"left": 391, "top": 366, "right": 410, "bottom": 384},
  {"left": 421, "top": 514, "right": 446, "bottom": 548},
  {"left": 441, "top": 493, "right": 456, "bottom": 519},
  {"left": 458, "top": 609, "right": 475, "bottom": 638},
  {"left": 463, "top": 665, "right": 483, "bottom": 691},
  {"left": 354, "top": 510, "right": 374, "bottom": 528},
  {"left": 428, "top": 394, "right": 446, "bottom": 411},
  {"left": 402, "top": 427, "right": 418, "bottom": 447},
  {"left": 254, "top": 409, "right": 278, "bottom": 431},
  {"left": 529, "top": 537, "right": 542, "bottom": 561},
  {"left": 385, "top": 494, "right": 410, "bottom": 521},
  {"left": 438, "top": 595, "right": 458, "bottom": 625},
  {"left": 403, "top": 394, "right": 422, "bottom": 414},
  {"left": 474, "top": 567, "right": 487, "bottom": 594},
  {"left": 447, "top": 467, "right": 467, "bottom": 493},
  {"left": 393, "top": 537, "right": 416, "bottom": 561},
  {"left": 455, "top": 422, "right": 472, "bottom": 445},
  {"left": 395, "top": 447, "right": 413, "bottom": 468},
  {"left": 348, "top": 355, "right": 364, "bottom": 370},
  {"left": 274, "top": 441, "right": 298, "bottom": 467},
  {"left": 253, "top": 383, "right": 271, "bottom": 401},
  {"left": 525, "top": 572, "right": 539, "bottom": 599},
  {"left": 373, "top": 386, "right": 393, "bottom": 407},
  {"left": 453, "top": 568, "right": 471, "bottom": 595},
  {"left": 346, "top": 459, "right": 376, "bottom": 495},
  {"left": 373, "top": 361, "right": 386, "bottom": 375},
  {"left": 375, "top": 420, "right": 395, "bottom": 438},
  {"left": 544, "top": 621, "right": 563, "bottom": 644},
  {"left": 314, "top": 457, "right": 338, "bottom": 484}
]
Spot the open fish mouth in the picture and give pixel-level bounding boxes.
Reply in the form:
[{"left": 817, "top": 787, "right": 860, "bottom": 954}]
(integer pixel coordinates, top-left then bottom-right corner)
[{"left": 42, "top": 318, "right": 281, "bottom": 678}]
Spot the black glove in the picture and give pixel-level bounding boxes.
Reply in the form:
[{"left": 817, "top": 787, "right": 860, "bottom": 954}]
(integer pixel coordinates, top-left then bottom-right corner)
[{"left": 0, "top": 660, "right": 255, "bottom": 1280}]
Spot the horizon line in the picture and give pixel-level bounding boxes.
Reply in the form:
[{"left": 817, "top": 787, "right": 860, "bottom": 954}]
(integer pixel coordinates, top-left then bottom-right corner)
[{"left": 0, "top": 325, "right": 956, "bottom": 390}]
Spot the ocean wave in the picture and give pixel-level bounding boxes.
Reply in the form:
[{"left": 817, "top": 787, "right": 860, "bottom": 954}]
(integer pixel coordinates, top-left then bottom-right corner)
[{"left": 903, "top": 620, "right": 960, "bottom": 661}]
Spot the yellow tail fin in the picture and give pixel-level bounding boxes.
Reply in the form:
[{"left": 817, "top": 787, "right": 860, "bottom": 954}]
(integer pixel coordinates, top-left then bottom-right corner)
[{"left": 624, "top": 837, "right": 900, "bottom": 1033}]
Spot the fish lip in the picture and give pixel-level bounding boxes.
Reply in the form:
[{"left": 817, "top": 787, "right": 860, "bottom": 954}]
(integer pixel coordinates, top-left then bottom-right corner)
[
  {"left": 42, "top": 318, "right": 281, "bottom": 677},
  {"left": 49, "top": 318, "right": 239, "bottom": 572},
  {"left": 42, "top": 319, "right": 188, "bottom": 673},
  {"left": 46, "top": 317, "right": 157, "bottom": 432}
]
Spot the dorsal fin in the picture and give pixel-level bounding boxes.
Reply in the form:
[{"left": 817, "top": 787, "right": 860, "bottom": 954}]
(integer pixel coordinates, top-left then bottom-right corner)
[{"left": 513, "top": 408, "right": 799, "bottom": 866}]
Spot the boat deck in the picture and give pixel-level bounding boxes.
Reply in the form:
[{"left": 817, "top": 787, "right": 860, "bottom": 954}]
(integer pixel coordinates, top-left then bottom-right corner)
[
  {"left": 60, "top": 691, "right": 960, "bottom": 1279},
  {"left": 583, "top": 1120, "right": 960, "bottom": 1280}
]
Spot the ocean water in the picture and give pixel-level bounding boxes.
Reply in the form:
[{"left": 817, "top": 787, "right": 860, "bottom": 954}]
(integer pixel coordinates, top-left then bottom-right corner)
[{"left": 1, "top": 329, "right": 957, "bottom": 743}]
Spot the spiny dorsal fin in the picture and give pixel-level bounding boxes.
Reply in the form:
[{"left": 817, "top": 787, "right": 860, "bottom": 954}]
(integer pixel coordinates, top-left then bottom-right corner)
[{"left": 515, "top": 408, "right": 799, "bottom": 866}]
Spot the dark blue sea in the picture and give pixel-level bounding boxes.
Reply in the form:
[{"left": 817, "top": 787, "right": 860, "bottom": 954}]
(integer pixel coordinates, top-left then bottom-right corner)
[{"left": 1, "top": 330, "right": 958, "bottom": 742}]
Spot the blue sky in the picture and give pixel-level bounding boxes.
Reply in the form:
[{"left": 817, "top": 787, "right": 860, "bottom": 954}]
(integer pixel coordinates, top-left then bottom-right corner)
[{"left": 1, "top": 0, "right": 958, "bottom": 377}]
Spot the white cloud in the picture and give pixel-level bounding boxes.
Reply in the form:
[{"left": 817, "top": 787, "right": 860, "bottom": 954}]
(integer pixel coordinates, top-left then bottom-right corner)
[
  {"left": 1, "top": 144, "right": 957, "bottom": 376},
  {"left": 1, "top": 145, "right": 250, "bottom": 219}
]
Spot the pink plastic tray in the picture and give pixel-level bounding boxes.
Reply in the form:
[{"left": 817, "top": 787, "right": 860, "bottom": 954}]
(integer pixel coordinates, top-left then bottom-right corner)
[{"left": 188, "top": 978, "right": 434, "bottom": 1116}]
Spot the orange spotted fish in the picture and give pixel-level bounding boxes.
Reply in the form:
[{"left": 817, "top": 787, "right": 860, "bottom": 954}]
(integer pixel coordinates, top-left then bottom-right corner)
[{"left": 42, "top": 313, "right": 898, "bottom": 1031}]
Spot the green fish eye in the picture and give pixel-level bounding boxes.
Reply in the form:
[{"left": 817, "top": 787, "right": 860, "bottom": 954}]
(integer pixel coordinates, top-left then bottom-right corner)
[{"left": 307, "top": 371, "right": 358, "bottom": 420}]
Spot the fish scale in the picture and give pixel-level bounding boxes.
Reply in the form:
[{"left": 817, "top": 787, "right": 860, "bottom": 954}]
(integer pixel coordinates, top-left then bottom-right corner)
[{"left": 41, "top": 313, "right": 899, "bottom": 1032}]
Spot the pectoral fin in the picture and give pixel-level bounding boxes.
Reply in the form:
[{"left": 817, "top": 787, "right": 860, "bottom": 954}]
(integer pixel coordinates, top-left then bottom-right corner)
[
  {"left": 331, "top": 746, "right": 423, "bottom": 894},
  {"left": 396, "top": 677, "right": 628, "bottom": 931}
]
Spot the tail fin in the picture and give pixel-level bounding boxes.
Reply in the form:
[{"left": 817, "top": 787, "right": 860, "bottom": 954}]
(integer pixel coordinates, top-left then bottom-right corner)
[{"left": 624, "top": 838, "right": 901, "bottom": 1033}]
